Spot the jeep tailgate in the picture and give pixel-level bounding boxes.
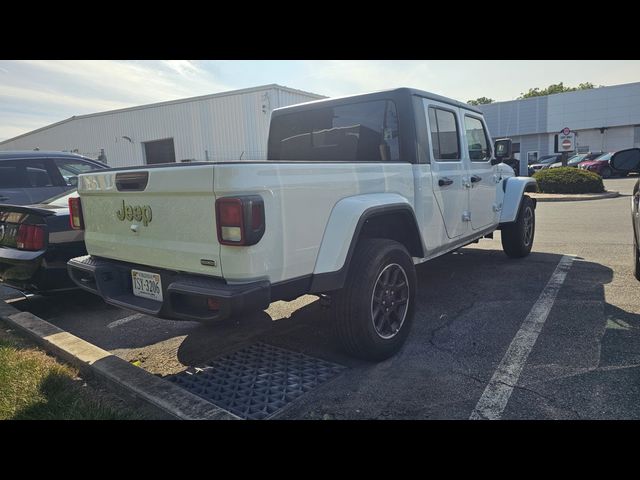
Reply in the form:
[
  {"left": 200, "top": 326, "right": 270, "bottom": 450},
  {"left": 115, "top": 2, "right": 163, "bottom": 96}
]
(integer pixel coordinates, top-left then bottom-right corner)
[{"left": 77, "top": 165, "right": 221, "bottom": 277}]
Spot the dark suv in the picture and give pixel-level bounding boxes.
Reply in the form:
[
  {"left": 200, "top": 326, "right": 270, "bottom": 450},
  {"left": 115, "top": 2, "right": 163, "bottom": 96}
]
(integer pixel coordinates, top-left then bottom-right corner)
[{"left": 0, "top": 151, "right": 107, "bottom": 205}]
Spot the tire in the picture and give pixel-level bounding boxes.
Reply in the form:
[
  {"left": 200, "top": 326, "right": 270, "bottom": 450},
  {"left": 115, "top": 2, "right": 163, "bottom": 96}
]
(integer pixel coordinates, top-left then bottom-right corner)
[
  {"left": 601, "top": 166, "right": 612, "bottom": 179},
  {"left": 501, "top": 195, "right": 535, "bottom": 258},
  {"left": 331, "top": 238, "right": 417, "bottom": 361}
]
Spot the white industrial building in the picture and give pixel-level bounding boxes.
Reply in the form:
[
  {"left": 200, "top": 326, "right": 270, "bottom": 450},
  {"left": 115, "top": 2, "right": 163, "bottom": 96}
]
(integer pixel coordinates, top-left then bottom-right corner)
[
  {"left": 479, "top": 81, "right": 640, "bottom": 166},
  {"left": 0, "top": 84, "right": 324, "bottom": 168}
]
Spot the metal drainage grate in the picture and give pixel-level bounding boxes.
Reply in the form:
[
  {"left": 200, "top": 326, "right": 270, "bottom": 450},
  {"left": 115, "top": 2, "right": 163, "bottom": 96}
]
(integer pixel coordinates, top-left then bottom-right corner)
[{"left": 168, "top": 342, "right": 345, "bottom": 420}]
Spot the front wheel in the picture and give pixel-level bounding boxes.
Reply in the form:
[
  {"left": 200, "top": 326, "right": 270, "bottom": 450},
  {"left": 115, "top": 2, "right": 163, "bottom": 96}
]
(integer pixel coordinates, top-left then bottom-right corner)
[
  {"left": 331, "top": 238, "right": 417, "bottom": 361},
  {"left": 601, "top": 166, "right": 612, "bottom": 179},
  {"left": 501, "top": 195, "right": 535, "bottom": 258}
]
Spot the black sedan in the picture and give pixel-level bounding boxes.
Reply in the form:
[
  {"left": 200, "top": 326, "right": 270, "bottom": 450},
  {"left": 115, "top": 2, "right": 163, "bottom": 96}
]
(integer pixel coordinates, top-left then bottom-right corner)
[
  {"left": 610, "top": 148, "right": 640, "bottom": 280},
  {"left": 0, "top": 191, "right": 87, "bottom": 294}
]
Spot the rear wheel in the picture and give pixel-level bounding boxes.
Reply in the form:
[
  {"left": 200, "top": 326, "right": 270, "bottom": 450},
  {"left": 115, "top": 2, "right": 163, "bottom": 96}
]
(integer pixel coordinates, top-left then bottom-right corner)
[
  {"left": 331, "top": 238, "right": 417, "bottom": 361},
  {"left": 501, "top": 195, "right": 535, "bottom": 258}
]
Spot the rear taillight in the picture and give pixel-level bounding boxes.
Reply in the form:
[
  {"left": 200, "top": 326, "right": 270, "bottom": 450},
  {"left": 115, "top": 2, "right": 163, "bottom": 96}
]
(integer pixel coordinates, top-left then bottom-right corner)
[
  {"left": 69, "top": 197, "right": 84, "bottom": 230},
  {"left": 16, "top": 224, "right": 46, "bottom": 251},
  {"left": 215, "top": 196, "right": 265, "bottom": 246}
]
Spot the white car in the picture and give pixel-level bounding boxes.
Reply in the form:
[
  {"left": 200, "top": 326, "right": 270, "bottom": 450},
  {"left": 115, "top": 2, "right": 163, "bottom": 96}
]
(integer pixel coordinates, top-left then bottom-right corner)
[{"left": 67, "top": 88, "right": 537, "bottom": 361}]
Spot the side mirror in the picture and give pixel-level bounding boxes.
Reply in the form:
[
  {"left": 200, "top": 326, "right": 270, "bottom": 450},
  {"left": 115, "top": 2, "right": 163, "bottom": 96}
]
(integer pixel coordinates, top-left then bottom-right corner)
[
  {"left": 492, "top": 138, "right": 512, "bottom": 165},
  {"left": 68, "top": 176, "right": 78, "bottom": 187},
  {"left": 610, "top": 148, "right": 640, "bottom": 172}
]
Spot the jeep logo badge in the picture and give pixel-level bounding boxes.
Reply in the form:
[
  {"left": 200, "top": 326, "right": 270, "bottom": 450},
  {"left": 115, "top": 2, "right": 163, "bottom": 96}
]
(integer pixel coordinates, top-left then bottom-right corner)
[{"left": 116, "top": 200, "right": 152, "bottom": 226}]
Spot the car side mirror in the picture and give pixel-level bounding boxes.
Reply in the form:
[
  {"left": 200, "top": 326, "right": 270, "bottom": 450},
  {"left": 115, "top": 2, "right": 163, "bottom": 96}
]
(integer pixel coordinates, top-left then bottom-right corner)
[
  {"left": 492, "top": 138, "right": 512, "bottom": 165},
  {"left": 610, "top": 148, "right": 640, "bottom": 172},
  {"left": 68, "top": 176, "right": 78, "bottom": 187}
]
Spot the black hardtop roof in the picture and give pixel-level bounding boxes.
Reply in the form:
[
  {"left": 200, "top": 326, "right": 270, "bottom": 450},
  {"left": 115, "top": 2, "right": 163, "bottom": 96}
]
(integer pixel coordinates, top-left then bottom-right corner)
[{"left": 271, "top": 87, "right": 483, "bottom": 116}]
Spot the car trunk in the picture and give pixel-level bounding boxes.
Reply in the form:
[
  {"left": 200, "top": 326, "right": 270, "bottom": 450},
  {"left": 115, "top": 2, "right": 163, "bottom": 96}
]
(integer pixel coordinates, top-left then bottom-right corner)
[{"left": 78, "top": 165, "right": 222, "bottom": 277}]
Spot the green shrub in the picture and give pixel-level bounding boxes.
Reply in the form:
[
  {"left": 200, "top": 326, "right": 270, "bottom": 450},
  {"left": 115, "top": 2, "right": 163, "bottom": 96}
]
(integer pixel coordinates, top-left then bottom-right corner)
[{"left": 533, "top": 167, "right": 604, "bottom": 194}]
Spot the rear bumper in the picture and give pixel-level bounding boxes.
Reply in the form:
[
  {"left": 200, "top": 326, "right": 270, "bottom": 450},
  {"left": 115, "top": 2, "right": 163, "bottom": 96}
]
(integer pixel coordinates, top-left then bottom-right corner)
[
  {"left": 0, "top": 248, "right": 76, "bottom": 293},
  {"left": 67, "top": 255, "right": 271, "bottom": 322}
]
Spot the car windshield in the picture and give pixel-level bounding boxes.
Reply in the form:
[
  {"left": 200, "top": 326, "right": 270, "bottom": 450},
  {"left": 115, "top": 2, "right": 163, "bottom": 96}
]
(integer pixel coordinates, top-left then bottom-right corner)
[
  {"left": 568, "top": 154, "right": 587, "bottom": 164},
  {"left": 592, "top": 152, "right": 612, "bottom": 162},
  {"left": 44, "top": 190, "right": 77, "bottom": 207},
  {"left": 539, "top": 157, "right": 558, "bottom": 164}
]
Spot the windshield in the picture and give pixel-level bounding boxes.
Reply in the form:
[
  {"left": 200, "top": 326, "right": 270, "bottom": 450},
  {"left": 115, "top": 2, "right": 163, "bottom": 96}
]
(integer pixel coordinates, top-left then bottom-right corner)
[
  {"left": 539, "top": 157, "right": 559, "bottom": 164},
  {"left": 44, "top": 190, "right": 77, "bottom": 207},
  {"left": 568, "top": 154, "right": 587, "bottom": 164},
  {"left": 592, "top": 152, "right": 612, "bottom": 162}
]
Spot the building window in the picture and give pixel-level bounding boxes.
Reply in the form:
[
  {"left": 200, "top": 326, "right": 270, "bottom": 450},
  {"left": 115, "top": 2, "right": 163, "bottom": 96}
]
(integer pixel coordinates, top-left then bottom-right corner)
[
  {"left": 143, "top": 138, "right": 176, "bottom": 165},
  {"left": 527, "top": 151, "right": 538, "bottom": 164}
]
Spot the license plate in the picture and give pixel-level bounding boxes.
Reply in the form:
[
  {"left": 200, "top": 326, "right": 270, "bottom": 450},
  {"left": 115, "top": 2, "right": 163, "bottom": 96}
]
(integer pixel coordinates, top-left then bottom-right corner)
[{"left": 131, "top": 269, "right": 163, "bottom": 302}]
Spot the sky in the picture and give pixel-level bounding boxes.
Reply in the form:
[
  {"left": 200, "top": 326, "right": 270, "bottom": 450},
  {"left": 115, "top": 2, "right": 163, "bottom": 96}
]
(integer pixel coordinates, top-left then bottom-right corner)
[{"left": 1, "top": 60, "right": 639, "bottom": 142}]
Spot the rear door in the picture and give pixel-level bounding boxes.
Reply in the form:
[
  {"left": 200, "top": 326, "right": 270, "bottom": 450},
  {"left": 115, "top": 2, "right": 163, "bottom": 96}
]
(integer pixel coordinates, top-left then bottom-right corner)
[
  {"left": 424, "top": 99, "right": 469, "bottom": 239},
  {"left": 462, "top": 113, "right": 499, "bottom": 230}
]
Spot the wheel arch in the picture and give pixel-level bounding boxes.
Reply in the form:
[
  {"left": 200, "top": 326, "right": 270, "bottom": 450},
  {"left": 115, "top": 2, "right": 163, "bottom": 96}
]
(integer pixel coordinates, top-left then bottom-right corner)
[
  {"left": 309, "top": 194, "right": 424, "bottom": 293},
  {"left": 499, "top": 176, "right": 538, "bottom": 225}
]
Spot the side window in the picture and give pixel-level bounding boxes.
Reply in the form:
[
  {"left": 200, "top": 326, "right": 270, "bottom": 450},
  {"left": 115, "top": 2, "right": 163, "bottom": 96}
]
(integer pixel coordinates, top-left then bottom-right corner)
[
  {"left": 428, "top": 106, "right": 460, "bottom": 161},
  {"left": 54, "top": 159, "right": 102, "bottom": 186},
  {"left": 464, "top": 116, "right": 491, "bottom": 162},
  {"left": 0, "top": 160, "right": 55, "bottom": 188}
]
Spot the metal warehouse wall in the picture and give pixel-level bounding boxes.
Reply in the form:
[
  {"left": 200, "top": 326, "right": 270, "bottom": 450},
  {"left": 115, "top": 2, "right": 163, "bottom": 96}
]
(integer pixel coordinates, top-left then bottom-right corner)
[
  {"left": 481, "top": 82, "right": 640, "bottom": 144},
  {"left": 0, "top": 86, "right": 322, "bottom": 168}
]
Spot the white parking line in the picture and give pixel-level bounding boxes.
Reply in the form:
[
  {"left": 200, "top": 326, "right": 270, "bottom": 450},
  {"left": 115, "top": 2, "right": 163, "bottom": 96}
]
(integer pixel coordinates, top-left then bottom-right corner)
[
  {"left": 469, "top": 254, "right": 575, "bottom": 420},
  {"left": 107, "top": 313, "right": 145, "bottom": 329}
]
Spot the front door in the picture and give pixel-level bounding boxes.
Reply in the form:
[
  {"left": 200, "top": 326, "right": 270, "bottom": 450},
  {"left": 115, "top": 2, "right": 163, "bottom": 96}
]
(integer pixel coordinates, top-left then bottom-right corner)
[
  {"left": 424, "top": 100, "right": 469, "bottom": 239},
  {"left": 462, "top": 113, "right": 499, "bottom": 230}
]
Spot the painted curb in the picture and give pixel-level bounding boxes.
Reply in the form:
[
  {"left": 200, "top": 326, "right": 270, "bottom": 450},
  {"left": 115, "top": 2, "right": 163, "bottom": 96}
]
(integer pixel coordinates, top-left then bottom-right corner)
[
  {"left": 529, "top": 191, "right": 620, "bottom": 202},
  {"left": 0, "top": 301, "right": 238, "bottom": 420}
]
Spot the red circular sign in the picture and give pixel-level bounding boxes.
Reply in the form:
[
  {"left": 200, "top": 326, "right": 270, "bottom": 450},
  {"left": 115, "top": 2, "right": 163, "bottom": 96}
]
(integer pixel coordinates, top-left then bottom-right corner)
[
  {"left": 562, "top": 127, "right": 571, "bottom": 135},
  {"left": 562, "top": 139, "right": 572, "bottom": 149}
]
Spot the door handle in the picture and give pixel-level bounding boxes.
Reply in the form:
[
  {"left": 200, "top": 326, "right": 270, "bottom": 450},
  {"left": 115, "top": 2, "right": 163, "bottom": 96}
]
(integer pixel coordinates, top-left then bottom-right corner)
[
  {"left": 438, "top": 177, "right": 454, "bottom": 187},
  {"left": 471, "top": 175, "right": 482, "bottom": 183}
]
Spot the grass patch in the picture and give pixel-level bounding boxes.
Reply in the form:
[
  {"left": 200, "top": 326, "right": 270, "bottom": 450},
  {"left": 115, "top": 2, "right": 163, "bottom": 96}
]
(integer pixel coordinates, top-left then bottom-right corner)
[
  {"left": 533, "top": 167, "right": 605, "bottom": 194},
  {"left": 0, "top": 324, "right": 146, "bottom": 420}
]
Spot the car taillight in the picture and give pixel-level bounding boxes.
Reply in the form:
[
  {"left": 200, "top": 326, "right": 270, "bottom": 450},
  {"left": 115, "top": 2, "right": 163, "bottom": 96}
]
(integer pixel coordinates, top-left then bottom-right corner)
[
  {"left": 215, "top": 195, "right": 265, "bottom": 246},
  {"left": 16, "top": 224, "right": 45, "bottom": 251},
  {"left": 69, "top": 197, "right": 84, "bottom": 230}
]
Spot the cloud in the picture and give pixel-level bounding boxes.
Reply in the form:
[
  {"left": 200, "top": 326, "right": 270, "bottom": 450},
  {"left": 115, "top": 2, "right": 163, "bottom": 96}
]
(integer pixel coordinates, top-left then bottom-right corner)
[{"left": 0, "top": 60, "right": 232, "bottom": 141}]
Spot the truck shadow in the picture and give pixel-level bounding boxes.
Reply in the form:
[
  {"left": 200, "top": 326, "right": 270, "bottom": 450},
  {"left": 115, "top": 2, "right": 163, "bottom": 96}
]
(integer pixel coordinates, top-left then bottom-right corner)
[
  {"left": 176, "top": 247, "right": 640, "bottom": 419},
  {"left": 177, "top": 248, "right": 621, "bottom": 375}
]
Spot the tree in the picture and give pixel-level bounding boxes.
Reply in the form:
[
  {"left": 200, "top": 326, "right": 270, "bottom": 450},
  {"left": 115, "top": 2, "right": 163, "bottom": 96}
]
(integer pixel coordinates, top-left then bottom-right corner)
[
  {"left": 467, "top": 97, "right": 494, "bottom": 106},
  {"left": 518, "top": 82, "right": 597, "bottom": 99}
]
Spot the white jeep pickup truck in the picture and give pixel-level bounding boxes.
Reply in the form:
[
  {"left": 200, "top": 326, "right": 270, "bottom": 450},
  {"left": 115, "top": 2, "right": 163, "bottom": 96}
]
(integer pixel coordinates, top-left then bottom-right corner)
[{"left": 67, "top": 88, "right": 537, "bottom": 361}]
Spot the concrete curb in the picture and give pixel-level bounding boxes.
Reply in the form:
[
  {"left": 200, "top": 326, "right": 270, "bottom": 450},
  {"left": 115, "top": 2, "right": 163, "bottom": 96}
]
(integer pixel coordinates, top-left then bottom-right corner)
[
  {"left": 0, "top": 301, "right": 238, "bottom": 420},
  {"left": 529, "top": 191, "right": 620, "bottom": 202}
]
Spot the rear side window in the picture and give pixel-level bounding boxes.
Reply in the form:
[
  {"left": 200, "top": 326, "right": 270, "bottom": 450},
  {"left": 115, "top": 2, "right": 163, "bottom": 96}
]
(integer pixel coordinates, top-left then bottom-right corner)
[
  {"left": 464, "top": 115, "right": 491, "bottom": 161},
  {"left": 427, "top": 107, "right": 460, "bottom": 160},
  {"left": 0, "top": 160, "right": 55, "bottom": 188},
  {"left": 54, "top": 158, "right": 103, "bottom": 186},
  {"left": 268, "top": 100, "right": 400, "bottom": 162}
]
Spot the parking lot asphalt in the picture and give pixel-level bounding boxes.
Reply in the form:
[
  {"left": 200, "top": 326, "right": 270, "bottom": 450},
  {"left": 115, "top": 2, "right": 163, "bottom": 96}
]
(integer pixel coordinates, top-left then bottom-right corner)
[{"left": 2, "top": 176, "right": 639, "bottom": 419}]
